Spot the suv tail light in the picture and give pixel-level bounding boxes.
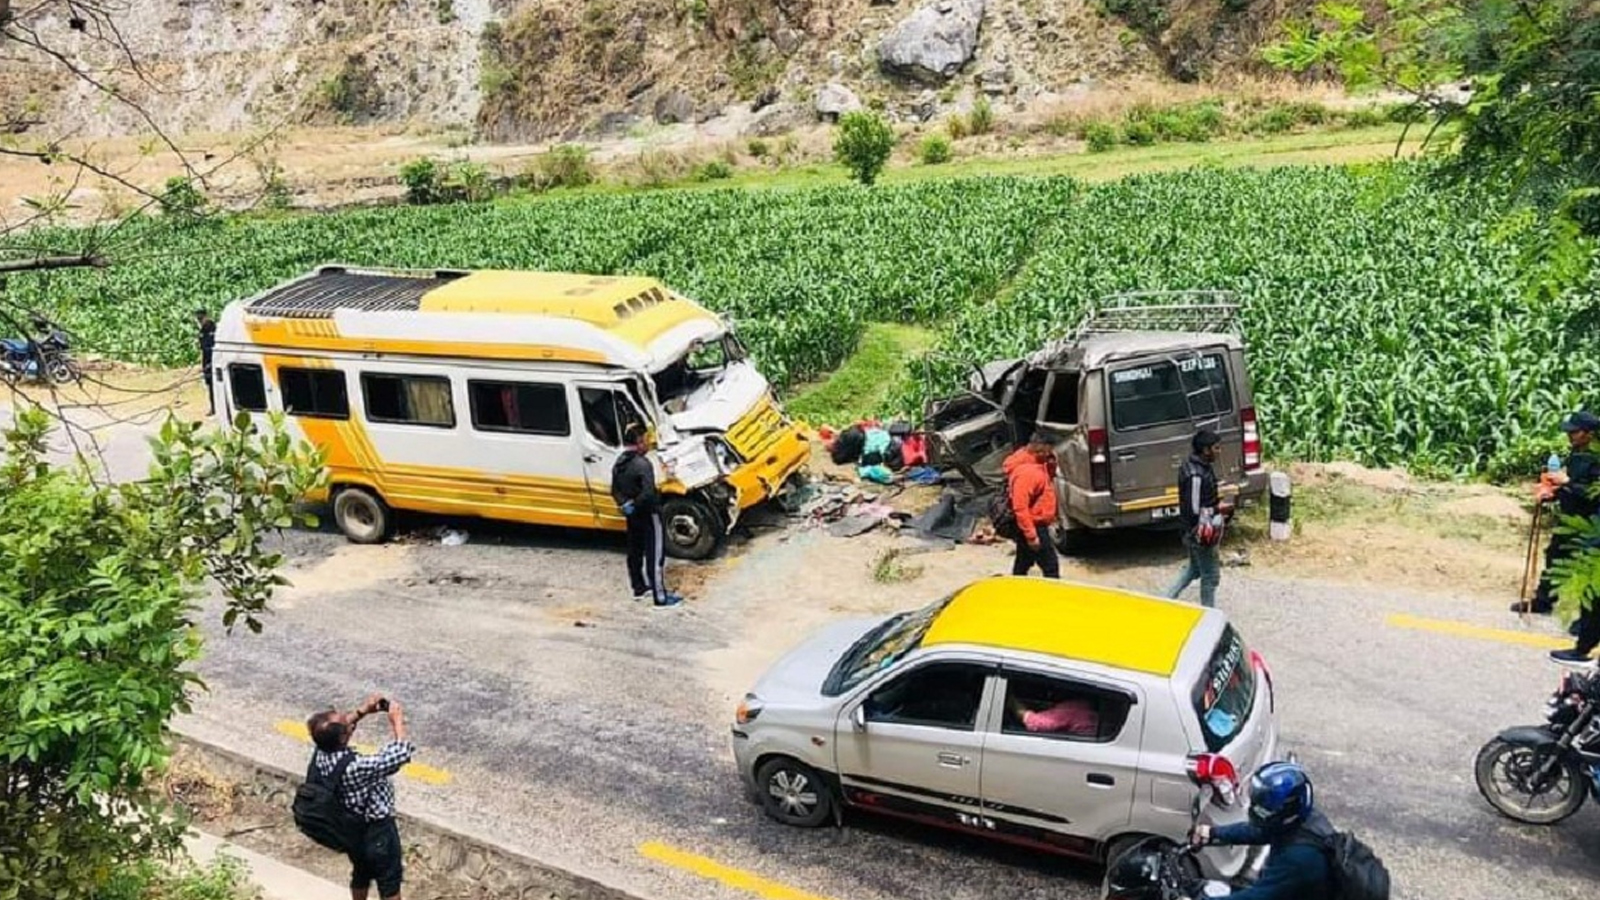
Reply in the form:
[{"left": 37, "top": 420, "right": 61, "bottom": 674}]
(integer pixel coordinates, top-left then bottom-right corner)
[
  {"left": 1185, "top": 752, "right": 1240, "bottom": 806},
  {"left": 1089, "top": 427, "right": 1111, "bottom": 492},
  {"left": 1241, "top": 406, "right": 1262, "bottom": 472}
]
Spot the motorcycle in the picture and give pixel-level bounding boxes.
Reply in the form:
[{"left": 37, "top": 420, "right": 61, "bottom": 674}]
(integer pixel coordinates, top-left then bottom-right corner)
[
  {"left": 1475, "top": 662, "right": 1600, "bottom": 824},
  {"left": 1103, "top": 755, "right": 1239, "bottom": 900},
  {"left": 0, "top": 325, "right": 78, "bottom": 385}
]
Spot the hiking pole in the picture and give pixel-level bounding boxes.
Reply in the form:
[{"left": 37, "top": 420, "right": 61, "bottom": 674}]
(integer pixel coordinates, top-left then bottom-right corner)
[{"left": 1518, "top": 501, "right": 1544, "bottom": 617}]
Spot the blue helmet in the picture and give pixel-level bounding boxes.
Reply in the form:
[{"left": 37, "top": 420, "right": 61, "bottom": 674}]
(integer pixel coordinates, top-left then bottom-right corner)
[{"left": 1247, "top": 762, "right": 1313, "bottom": 832}]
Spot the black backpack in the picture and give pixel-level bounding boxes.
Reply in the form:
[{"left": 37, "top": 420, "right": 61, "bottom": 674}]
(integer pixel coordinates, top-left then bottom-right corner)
[
  {"left": 988, "top": 477, "right": 1022, "bottom": 542},
  {"left": 1303, "top": 829, "right": 1391, "bottom": 900},
  {"left": 292, "top": 754, "right": 365, "bottom": 853}
]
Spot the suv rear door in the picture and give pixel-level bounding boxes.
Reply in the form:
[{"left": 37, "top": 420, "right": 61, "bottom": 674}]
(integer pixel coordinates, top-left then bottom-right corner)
[{"left": 1102, "top": 348, "right": 1242, "bottom": 508}]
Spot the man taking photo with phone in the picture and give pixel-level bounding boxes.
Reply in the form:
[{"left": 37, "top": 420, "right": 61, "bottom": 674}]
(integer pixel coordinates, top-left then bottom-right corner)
[{"left": 304, "top": 695, "right": 415, "bottom": 900}]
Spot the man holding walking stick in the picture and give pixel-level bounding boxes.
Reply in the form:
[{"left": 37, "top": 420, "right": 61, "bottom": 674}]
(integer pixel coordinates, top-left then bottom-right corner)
[{"left": 1516, "top": 411, "right": 1600, "bottom": 617}]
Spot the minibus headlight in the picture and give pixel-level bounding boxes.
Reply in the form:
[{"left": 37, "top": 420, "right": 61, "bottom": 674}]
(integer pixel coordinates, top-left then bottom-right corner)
[{"left": 708, "top": 437, "right": 742, "bottom": 474}]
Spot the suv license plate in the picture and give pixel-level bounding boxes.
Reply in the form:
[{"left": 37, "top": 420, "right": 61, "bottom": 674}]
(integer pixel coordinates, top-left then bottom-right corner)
[{"left": 1150, "top": 506, "right": 1181, "bottom": 520}]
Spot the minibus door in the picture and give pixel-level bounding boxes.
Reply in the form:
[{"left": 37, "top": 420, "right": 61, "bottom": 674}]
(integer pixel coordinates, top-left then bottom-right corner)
[{"left": 576, "top": 382, "right": 650, "bottom": 527}]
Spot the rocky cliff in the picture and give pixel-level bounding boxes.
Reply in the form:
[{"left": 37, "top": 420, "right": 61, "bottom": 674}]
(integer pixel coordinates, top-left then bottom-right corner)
[{"left": 1, "top": 0, "right": 1319, "bottom": 142}]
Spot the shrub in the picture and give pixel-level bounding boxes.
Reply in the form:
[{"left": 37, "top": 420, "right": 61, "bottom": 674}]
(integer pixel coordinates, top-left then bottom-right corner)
[
  {"left": 946, "top": 114, "right": 970, "bottom": 140},
  {"left": 919, "top": 134, "right": 953, "bottom": 165},
  {"left": 746, "top": 138, "right": 771, "bottom": 159},
  {"left": 833, "top": 111, "right": 897, "bottom": 186},
  {"left": 527, "top": 144, "right": 595, "bottom": 190},
  {"left": 629, "top": 150, "right": 691, "bottom": 188},
  {"left": 1342, "top": 106, "right": 1388, "bottom": 128},
  {"left": 968, "top": 96, "right": 995, "bottom": 135},
  {"left": 399, "top": 156, "right": 443, "bottom": 205},
  {"left": 693, "top": 159, "right": 734, "bottom": 181},
  {"left": 444, "top": 160, "right": 495, "bottom": 202},
  {"left": 1122, "top": 119, "right": 1157, "bottom": 146},
  {"left": 435, "top": 0, "right": 457, "bottom": 24},
  {"left": 1085, "top": 121, "right": 1121, "bottom": 152},
  {"left": 159, "top": 176, "right": 205, "bottom": 217}
]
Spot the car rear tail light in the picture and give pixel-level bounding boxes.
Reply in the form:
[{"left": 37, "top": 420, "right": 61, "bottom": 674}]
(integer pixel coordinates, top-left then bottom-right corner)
[
  {"left": 1089, "top": 427, "right": 1111, "bottom": 492},
  {"left": 1250, "top": 649, "right": 1274, "bottom": 712},
  {"left": 1241, "top": 407, "right": 1262, "bottom": 472},
  {"left": 1185, "top": 752, "right": 1240, "bottom": 806}
]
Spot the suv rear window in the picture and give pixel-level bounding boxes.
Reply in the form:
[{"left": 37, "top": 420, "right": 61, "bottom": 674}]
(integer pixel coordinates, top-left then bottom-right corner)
[
  {"left": 1192, "top": 625, "right": 1255, "bottom": 751},
  {"left": 1109, "top": 353, "right": 1231, "bottom": 431}
]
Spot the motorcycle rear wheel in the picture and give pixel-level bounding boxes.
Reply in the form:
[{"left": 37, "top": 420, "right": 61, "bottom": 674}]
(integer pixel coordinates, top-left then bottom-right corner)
[
  {"left": 1475, "top": 737, "right": 1588, "bottom": 824},
  {"left": 45, "top": 356, "right": 76, "bottom": 384}
]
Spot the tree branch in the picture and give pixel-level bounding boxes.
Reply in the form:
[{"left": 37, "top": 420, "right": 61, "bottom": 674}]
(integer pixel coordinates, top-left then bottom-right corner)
[{"left": 0, "top": 254, "right": 106, "bottom": 273}]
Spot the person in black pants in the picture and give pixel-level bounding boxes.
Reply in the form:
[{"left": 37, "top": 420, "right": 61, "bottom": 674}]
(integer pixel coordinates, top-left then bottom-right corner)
[
  {"left": 1544, "top": 412, "right": 1600, "bottom": 663},
  {"left": 611, "top": 423, "right": 683, "bottom": 608},
  {"left": 1523, "top": 411, "right": 1600, "bottom": 614},
  {"left": 196, "top": 308, "right": 217, "bottom": 416}
]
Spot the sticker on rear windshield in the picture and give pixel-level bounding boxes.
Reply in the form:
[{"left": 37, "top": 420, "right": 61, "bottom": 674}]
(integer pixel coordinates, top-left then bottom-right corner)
[{"left": 1206, "top": 707, "right": 1239, "bottom": 736}]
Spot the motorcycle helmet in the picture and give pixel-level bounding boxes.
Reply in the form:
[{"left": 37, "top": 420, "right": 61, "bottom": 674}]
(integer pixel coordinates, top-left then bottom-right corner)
[
  {"left": 1246, "top": 761, "right": 1314, "bottom": 833},
  {"left": 1103, "top": 845, "right": 1162, "bottom": 900}
]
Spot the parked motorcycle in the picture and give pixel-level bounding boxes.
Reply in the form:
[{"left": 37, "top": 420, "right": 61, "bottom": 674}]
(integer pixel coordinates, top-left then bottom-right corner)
[
  {"left": 1103, "top": 755, "right": 1237, "bottom": 900},
  {"left": 1476, "top": 663, "right": 1600, "bottom": 824},
  {"left": 0, "top": 324, "right": 77, "bottom": 385}
]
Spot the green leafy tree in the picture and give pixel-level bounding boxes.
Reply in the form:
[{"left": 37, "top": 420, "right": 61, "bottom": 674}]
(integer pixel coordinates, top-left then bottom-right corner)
[
  {"left": 1264, "top": 0, "right": 1600, "bottom": 233},
  {"left": 0, "top": 409, "right": 323, "bottom": 899},
  {"left": 833, "top": 111, "right": 897, "bottom": 186}
]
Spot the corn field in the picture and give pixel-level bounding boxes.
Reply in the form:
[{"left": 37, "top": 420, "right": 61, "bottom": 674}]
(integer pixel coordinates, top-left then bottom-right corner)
[{"left": 6, "top": 164, "right": 1595, "bottom": 475}]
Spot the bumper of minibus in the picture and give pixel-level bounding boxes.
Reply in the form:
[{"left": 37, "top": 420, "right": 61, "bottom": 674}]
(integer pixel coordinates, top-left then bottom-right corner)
[{"left": 725, "top": 428, "right": 810, "bottom": 510}]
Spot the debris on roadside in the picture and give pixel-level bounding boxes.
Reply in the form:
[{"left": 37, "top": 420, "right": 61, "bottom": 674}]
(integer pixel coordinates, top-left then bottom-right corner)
[
  {"left": 1224, "top": 548, "right": 1252, "bottom": 567},
  {"left": 439, "top": 527, "right": 469, "bottom": 547}
]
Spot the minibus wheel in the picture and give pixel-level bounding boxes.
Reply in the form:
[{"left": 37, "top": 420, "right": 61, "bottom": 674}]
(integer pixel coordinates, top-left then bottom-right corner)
[
  {"left": 661, "top": 495, "right": 723, "bottom": 560},
  {"left": 334, "top": 487, "right": 391, "bottom": 544}
]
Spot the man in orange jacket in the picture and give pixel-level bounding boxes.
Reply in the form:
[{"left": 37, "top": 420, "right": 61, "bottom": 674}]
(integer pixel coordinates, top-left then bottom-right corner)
[{"left": 1004, "top": 432, "right": 1061, "bottom": 579}]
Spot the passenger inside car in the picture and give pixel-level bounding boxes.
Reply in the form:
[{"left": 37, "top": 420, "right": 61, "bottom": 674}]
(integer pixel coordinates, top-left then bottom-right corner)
[{"left": 1004, "top": 675, "right": 1109, "bottom": 738}]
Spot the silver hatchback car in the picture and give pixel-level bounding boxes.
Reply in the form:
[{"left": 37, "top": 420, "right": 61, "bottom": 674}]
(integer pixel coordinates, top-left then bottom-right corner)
[{"left": 730, "top": 576, "right": 1279, "bottom": 877}]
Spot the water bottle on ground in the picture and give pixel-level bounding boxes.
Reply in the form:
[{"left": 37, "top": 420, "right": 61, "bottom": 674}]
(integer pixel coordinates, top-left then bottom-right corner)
[{"left": 1550, "top": 452, "right": 1564, "bottom": 474}]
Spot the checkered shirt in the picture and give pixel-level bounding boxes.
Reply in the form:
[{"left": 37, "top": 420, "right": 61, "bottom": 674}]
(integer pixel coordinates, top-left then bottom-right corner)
[{"left": 311, "top": 741, "right": 415, "bottom": 822}]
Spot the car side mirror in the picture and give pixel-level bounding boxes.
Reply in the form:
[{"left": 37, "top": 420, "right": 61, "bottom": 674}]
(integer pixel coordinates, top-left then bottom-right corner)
[{"left": 852, "top": 705, "right": 867, "bottom": 732}]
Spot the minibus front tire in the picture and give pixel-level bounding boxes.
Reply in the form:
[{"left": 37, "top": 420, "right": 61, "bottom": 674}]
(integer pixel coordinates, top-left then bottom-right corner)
[
  {"left": 662, "top": 495, "right": 724, "bottom": 560},
  {"left": 334, "top": 487, "right": 392, "bottom": 545}
]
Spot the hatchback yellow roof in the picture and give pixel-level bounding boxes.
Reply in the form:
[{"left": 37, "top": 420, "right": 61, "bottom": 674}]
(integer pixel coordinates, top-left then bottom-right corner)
[{"left": 921, "top": 577, "right": 1205, "bottom": 676}]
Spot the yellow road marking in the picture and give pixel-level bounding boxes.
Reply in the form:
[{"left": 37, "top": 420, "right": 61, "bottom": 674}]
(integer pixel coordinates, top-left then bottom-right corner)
[
  {"left": 273, "top": 720, "right": 454, "bottom": 785},
  {"left": 639, "top": 841, "right": 838, "bottom": 900},
  {"left": 1385, "top": 613, "right": 1571, "bottom": 650}
]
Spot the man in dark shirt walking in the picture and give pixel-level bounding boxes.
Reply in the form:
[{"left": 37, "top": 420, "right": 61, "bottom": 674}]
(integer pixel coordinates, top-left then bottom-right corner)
[
  {"left": 1166, "top": 428, "right": 1227, "bottom": 608},
  {"left": 196, "top": 308, "right": 217, "bottom": 416},
  {"left": 612, "top": 423, "right": 682, "bottom": 608},
  {"left": 306, "top": 695, "right": 415, "bottom": 900}
]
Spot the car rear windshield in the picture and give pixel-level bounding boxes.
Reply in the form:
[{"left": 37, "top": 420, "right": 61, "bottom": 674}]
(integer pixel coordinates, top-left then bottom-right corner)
[
  {"left": 822, "top": 595, "right": 954, "bottom": 697},
  {"left": 1192, "top": 625, "right": 1255, "bottom": 752},
  {"left": 1109, "top": 352, "right": 1231, "bottom": 432}
]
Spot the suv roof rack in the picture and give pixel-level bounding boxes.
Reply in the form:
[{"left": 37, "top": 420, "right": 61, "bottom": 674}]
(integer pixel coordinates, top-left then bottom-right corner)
[{"left": 1071, "top": 290, "right": 1241, "bottom": 341}]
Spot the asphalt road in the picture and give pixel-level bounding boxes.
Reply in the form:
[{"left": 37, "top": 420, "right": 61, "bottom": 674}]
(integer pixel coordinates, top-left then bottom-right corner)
[{"left": 177, "top": 520, "right": 1600, "bottom": 900}]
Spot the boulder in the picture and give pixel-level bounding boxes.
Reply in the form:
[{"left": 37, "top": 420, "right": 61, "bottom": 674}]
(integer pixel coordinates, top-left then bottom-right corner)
[
  {"left": 653, "top": 90, "right": 697, "bottom": 124},
  {"left": 744, "top": 102, "right": 811, "bottom": 137},
  {"left": 814, "top": 82, "right": 862, "bottom": 121},
  {"left": 876, "top": 0, "right": 986, "bottom": 84},
  {"left": 773, "top": 26, "right": 804, "bottom": 56},
  {"left": 976, "top": 64, "right": 1012, "bottom": 95}
]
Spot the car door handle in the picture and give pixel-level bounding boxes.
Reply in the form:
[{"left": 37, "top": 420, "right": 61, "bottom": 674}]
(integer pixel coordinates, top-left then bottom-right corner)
[
  {"left": 1116, "top": 451, "right": 1137, "bottom": 461},
  {"left": 1086, "top": 773, "right": 1116, "bottom": 787},
  {"left": 583, "top": 453, "right": 601, "bottom": 463},
  {"left": 937, "top": 752, "right": 970, "bottom": 768}
]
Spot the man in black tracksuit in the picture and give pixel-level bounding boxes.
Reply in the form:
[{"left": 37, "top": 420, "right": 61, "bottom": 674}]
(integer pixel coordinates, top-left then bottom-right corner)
[
  {"left": 611, "top": 423, "right": 682, "bottom": 608},
  {"left": 196, "top": 308, "right": 217, "bottom": 416}
]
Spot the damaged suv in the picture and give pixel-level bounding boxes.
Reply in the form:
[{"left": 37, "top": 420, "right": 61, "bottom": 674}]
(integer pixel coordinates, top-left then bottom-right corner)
[{"left": 924, "top": 292, "right": 1267, "bottom": 547}]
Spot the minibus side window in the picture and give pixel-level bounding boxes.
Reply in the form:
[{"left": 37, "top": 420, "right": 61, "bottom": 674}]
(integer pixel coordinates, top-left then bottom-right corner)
[
  {"left": 229, "top": 364, "right": 268, "bottom": 412},
  {"left": 279, "top": 367, "right": 349, "bottom": 419},
  {"left": 468, "top": 381, "right": 570, "bottom": 436},
  {"left": 362, "top": 373, "right": 455, "bottom": 428},
  {"left": 579, "top": 387, "right": 645, "bottom": 447}
]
